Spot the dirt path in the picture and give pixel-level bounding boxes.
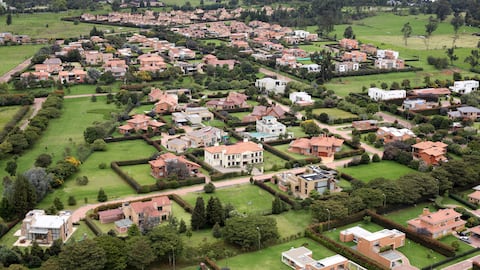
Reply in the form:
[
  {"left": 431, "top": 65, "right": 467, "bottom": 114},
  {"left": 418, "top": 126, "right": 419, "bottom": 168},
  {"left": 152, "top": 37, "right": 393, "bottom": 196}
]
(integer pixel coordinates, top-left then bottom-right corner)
[
  {"left": 64, "top": 93, "right": 110, "bottom": 99},
  {"left": 19, "top": 97, "right": 46, "bottom": 130},
  {"left": 71, "top": 167, "right": 306, "bottom": 223},
  {"left": 0, "top": 57, "right": 32, "bottom": 83}
]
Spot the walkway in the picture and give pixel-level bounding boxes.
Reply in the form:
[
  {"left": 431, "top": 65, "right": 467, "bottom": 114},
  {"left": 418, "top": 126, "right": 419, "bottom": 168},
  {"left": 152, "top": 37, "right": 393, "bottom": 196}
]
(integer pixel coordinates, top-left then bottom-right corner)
[
  {"left": 0, "top": 57, "right": 32, "bottom": 83},
  {"left": 71, "top": 167, "right": 306, "bottom": 223}
]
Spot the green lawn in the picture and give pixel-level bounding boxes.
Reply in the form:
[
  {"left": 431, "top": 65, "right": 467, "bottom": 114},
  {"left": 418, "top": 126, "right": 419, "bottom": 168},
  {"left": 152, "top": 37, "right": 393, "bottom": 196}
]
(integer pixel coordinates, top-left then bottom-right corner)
[
  {"left": 287, "top": 126, "right": 308, "bottom": 138},
  {"left": 229, "top": 111, "right": 251, "bottom": 120},
  {"left": 0, "top": 45, "right": 45, "bottom": 76},
  {"left": 263, "top": 150, "right": 287, "bottom": 171},
  {"left": 297, "top": 41, "right": 335, "bottom": 52},
  {"left": 273, "top": 143, "right": 310, "bottom": 160},
  {"left": 384, "top": 202, "right": 434, "bottom": 226},
  {"left": 203, "top": 119, "right": 225, "bottom": 128},
  {"left": 130, "top": 104, "right": 154, "bottom": 115},
  {"left": 311, "top": 108, "right": 357, "bottom": 119},
  {"left": 182, "top": 237, "right": 336, "bottom": 270},
  {"left": 120, "top": 163, "right": 156, "bottom": 186},
  {"left": 68, "top": 221, "right": 96, "bottom": 243},
  {"left": 273, "top": 210, "right": 312, "bottom": 238},
  {"left": 172, "top": 201, "right": 191, "bottom": 226},
  {"left": 182, "top": 184, "right": 275, "bottom": 216},
  {"left": 0, "top": 106, "right": 21, "bottom": 130},
  {"left": 0, "top": 11, "right": 138, "bottom": 39},
  {"left": 438, "top": 235, "right": 474, "bottom": 254},
  {"left": 339, "top": 160, "right": 417, "bottom": 183},
  {"left": 201, "top": 38, "right": 227, "bottom": 46}
]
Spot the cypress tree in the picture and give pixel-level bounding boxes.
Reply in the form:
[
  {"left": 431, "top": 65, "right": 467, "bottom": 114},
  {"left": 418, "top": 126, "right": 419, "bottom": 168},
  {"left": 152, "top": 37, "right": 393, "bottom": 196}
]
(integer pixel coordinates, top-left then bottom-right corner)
[
  {"left": 191, "top": 197, "right": 206, "bottom": 230},
  {"left": 178, "top": 219, "right": 187, "bottom": 233},
  {"left": 206, "top": 197, "right": 224, "bottom": 227},
  {"left": 13, "top": 175, "right": 36, "bottom": 216}
]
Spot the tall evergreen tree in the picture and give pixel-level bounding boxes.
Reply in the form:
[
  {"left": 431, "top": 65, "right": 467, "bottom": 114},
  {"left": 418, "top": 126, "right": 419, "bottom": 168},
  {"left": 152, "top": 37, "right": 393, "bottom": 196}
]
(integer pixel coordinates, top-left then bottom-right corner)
[
  {"left": 191, "top": 197, "right": 206, "bottom": 230},
  {"left": 12, "top": 175, "right": 36, "bottom": 216},
  {"left": 6, "top": 14, "right": 11, "bottom": 26},
  {"left": 97, "top": 188, "right": 107, "bottom": 202},
  {"left": 271, "top": 195, "right": 284, "bottom": 214},
  {"left": 206, "top": 197, "right": 224, "bottom": 227}
]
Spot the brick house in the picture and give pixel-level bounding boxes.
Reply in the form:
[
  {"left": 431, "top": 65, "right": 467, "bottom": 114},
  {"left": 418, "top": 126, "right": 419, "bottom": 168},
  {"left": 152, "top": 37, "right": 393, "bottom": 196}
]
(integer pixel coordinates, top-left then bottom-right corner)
[
  {"left": 407, "top": 208, "right": 466, "bottom": 239},
  {"left": 148, "top": 152, "right": 200, "bottom": 179},
  {"left": 58, "top": 69, "right": 87, "bottom": 84},
  {"left": 352, "top": 120, "right": 378, "bottom": 131},
  {"left": 138, "top": 53, "right": 167, "bottom": 72},
  {"left": 20, "top": 210, "right": 73, "bottom": 245},
  {"left": 99, "top": 208, "right": 124, "bottom": 224},
  {"left": 103, "top": 59, "right": 127, "bottom": 78},
  {"left": 276, "top": 165, "right": 338, "bottom": 198},
  {"left": 468, "top": 191, "right": 480, "bottom": 205},
  {"left": 206, "top": 92, "right": 249, "bottom": 110},
  {"left": 411, "top": 141, "right": 448, "bottom": 165},
  {"left": 202, "top": 54, "right": 236, "bottom": 70},
  {"left": 153, "top": 91, "right": 178, "bottom": 113},
  {"left": 204, "top": 140, "right": 263, "bottom": 169},
  {"left": 85, "top": 51, "right": 113, "bottom": 66},
  {"left": 339, "top": 38, "right": 358, "bottom": 50},
  {"left": 242, "top": 105, "right": 287, "bottom": 122},
  {"left": 376, "top": 127, "right": 415, "bottom": 143},
  {"left": 340, "top": 226, "right": 406, "bottom": 269},
  {"left": 288, "top": 136, "right": 344, "bottom": 158},
  {"left": 118, "top": 114, "right": 165, "bottom": 134},
  {"left": 183, "top": 126, "right": 225, "bottom": 148},
  {"left": 341, "top": 51, "right": 367, "bottom": 62},
  {"left": 122, "top": 196, "right": 172, "bottom": 228},
  {"left": 448, "top": 106, "right": 480, "bottom": 121}
]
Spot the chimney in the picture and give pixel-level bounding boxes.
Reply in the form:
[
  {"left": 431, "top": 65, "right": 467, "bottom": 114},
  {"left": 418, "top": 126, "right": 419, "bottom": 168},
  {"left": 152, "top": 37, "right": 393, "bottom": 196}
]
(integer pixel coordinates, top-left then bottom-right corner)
[
  {"left": 243, "top": 137, "right": 249, "bottom": 143},
  {"left": 422, "top": 208, "right": 430, "bottom": 216}
]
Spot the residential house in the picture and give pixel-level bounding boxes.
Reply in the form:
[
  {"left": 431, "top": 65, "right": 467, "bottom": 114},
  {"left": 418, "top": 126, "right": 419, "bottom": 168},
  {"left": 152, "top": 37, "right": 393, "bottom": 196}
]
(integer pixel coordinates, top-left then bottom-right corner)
[
  {"left": 172, "top": 107, "right": 213, "bottom": 126},
  {"left": 99, "top": 209, "right": 124, "bottom": 224},
  {"left": 206, "top": 92, "right": 249, "bottom": 110},
  {"left": 255, "top": 77, "right": 287, "bottom": 94},
  {"left": 276, "top": 54, "right": 298, "bottom": 68},
  {"left": 377, "top": 49, "right": 399, "bottom": 59},
  {"left": 335, "top": 61, "right": 359, "bottom": 73},
  {"left": 21, "top": 71, "right": 50, "bottom": 82},
  {"left": 166, "top": 138, "right": 190, "bottom": 153},
  {"left": 352, "top": 120, "right": 378, "bottom": 131},
  {"left": 276, "top": 166, "right": 337, "bottom": 198},
  {"left": 20, "top": 210, "right": 73, "bottom": 245},
  {"left": 114, "top": 219, "right": 133, "bottom": 234},
  {"left": 202, "top": 54, "right": 236, "bottom": 70},
  {"left": 409, "top": 88, "right": 451, "bottom": 97},
  {"left": 242, "top": 105, "right": 287, "bottom": 122},
  {"left": 42, "top": 58, "right": 63, "bottom": 74},
  {"left": 153, "top": 91, "right": 178, "bottom": 113},
  {"left": 168, "top": 47, "right": 195, "bottom": 61},
  {"left": 360, "top": 43, "right": 377, "bottom": 55},
  {"left": 340, "top": 226, "right": 406, "bottom": 269},
  {"left": 407, "top": 208, "right": 466, "bottom": 239},
  {"left": 122, "top": 196, "right": 172, "bottom": 228},
  {"left": 175, "top": 61, "right": 199, "bottom": 75},
  {"left": 204, "top": 140, "right": 263, "bottom": 169},
  {"left": 281, "top": 246, "right": 350, "bottom": 270},
  {"left": 374, "top": 58, "right": 405, "bottom": 69},
  {"left": 468, "top": 191, "right": 480, "bottom": 205},
  {"left": 289, "top": 92, "right": 314, "bottom": 106},
  {"left": 342, "top": 51, "right": 367, "bottom": 62},
  {"left": 339, "top": 38, "right": 358, "bottom": 50},
  {"left": 247, "top": 116, "right": 291, "bottom": 142},
  {"left": 288, "top": 136, "right": 344, "bottom": 158},
  {"left": 283, "top": 36, "right": 300, "bottom": 45},
  {"left": 448, "top": 106, "right": 480, "bottom": 120},
  {"left": 411, "top": 141, "right": 448, "bottom": 165},
  {"left": 118, "top": 114, "right": 165, "bottom": 134},
  {"left": 300, "top": 64, "right": 320, "bottom": 73},
  {"left": 283, "top": 48, "right": 308, "bottom": 58},
  {"left": 103, "top": 59, "right": 127, "bottom": 78},
  {"left": 450, "top": 80, "right": 479, "bottom": 95},
  {"left": 183, "top": 126, "right": 226, "bottom": 148},
  {"left": 138, "top": 53, "right": 167, "bottom": 73},
  {"left": 85, "top": 51, "right": 113, "bottom": 66},
  {"left": 376, "top": 127, "right": 415, "bottom": 143},
  {"left": 402, "top": 99, "right": 431, "bottom": 110},
  {"left": 149, "top": 152, "right": 200, "bottom": 179},
  {"left": 368, "top": 88, "right": 406, "bottom": 101},
  {"left": 58, "top": 69, "right": 87, "bottom": 84}
]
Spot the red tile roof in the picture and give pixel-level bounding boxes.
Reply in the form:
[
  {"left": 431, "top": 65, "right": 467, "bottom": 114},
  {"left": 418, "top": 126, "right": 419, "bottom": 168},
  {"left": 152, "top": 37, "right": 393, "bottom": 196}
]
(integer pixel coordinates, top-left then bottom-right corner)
[{"left": 204, "top": 141, "right": 262, "bottom": 154}]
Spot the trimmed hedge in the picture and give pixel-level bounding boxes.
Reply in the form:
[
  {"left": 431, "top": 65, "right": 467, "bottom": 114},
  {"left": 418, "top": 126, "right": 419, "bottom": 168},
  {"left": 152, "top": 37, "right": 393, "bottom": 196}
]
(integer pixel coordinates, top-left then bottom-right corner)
[
  {"left": 262, "top": 142, "right": 295, "bottom": 162},
  {"left": 104, "top": 135, "right": 144, "bottom": 143},
  {"left": 421, "top": 247, "right": 480, "bottom": 270},
  {"left": 168, "top": 194, "right": 194, "bottom": 213},
  {"left": 253, "top": 180, "right": 295, "bottom": 206},
  {"left": 305, "top": 227, "right": 387, "bottom": 270},
  {"left": 366, "top": 210, "right": 456, "bottom": 257},
  {"left": 334, "top": 148, "right": 365, "bottom": 159},
  {"left": 85, "top": 216, "right": 103, "bottom": 236},
  {"left": 111, "top": 161, "right": 142, "bottom": 192},
  {"left": 449, "top": 193, "right": 478, "bottom": 210},
  {"left": 210, "top": 171, "right": 243, "bottom": 181},
  {"left": 0, "top": 105, "right": 29, "bottom": 144},
  {"left": 312, "top": 210, "right": 366, "bottom": 233}
]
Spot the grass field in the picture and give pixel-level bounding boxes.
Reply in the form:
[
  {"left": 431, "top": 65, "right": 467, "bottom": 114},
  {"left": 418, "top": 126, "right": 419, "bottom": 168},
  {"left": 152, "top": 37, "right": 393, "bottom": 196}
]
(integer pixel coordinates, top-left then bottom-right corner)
[
  {"left": 183, "top": 184, "right": 275, "bottom": 215},
  {"left": 273, "top": 210, "right": 312, "bottom": 238},
  {"left": 311, "top": 108, "right": 357, "bottom": 119},
  {"left": 0, "top": 106, "right": 21, "bottom": 130},
  {"left": 121, "top": 163, "right": 156, "bottom": 186},
  {"left": 229, "top": 111, "right": 251, "bottom": 120},
  {"left": 287, "top": 126, "right": 308, "bottom": 138},
  {"left": 201, "top": 38, "right": 227, "bottom": 46},
  {"left": 339, "top": 160, "right": 417, "bottom": 182},
  {"left": 182, "top": 237, "right": 336, "bottom": 270},
  {"left": 0, "top": 11, "right": 138, "bottom": 39},
  {"left": 273, "top": 143, "right": 310, "bottom": 160},
  {"left": 0, "top": 45, "right": 45, "bottom": 76},
  {"left": 263, "top": 150, "right": 287, "bottom": 171},
  {"left": 384, "top": 202, "right": 434, "bottom": 226}
]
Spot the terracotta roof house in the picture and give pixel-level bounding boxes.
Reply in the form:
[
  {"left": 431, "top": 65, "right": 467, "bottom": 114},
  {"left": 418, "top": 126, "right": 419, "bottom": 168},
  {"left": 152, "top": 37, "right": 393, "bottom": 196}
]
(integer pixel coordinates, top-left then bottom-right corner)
[
  {"left": 204, "top": 140, "right": 263, "bottom": 169},
  {"left": 168, "top": 47, "right": 195, "bottom": 61},
  {"left": 118, "top": 114, "right": 165, "bottom": 134},
  {"left": 281, "top": 247, "right": 350, "bottom": 270},
  {"left": 340, "top": 226, "right": 406, "bottom": 269},
  {"left": 20, "top": 210, "right": 73, "bottom": 245},
  {"left": 42, "top": 58, "right": 63, "bottom": 74},
  {"left": 409, "top": 88, "right": 451, "bottom": 97},
  {"left": 276, "top": 165, "right": 338, "bottom": 198},
  {"left": 85, "top": 51, "right": 113, "bottom": 66},
  {"left": 360, "top": 43, "right": 377, "bottom": 55},
  {"left": 289, "top": 136, "right": 344, "bottom": 158},
  {"left": 339, "top": 38, "right": 358, "bottom": 50},
  {"left": 408, "top": 208, "right": 465, "bottom": 239},
  {"left": 153, "top": 91, "right": 178, "bottom": 113},
  {"left": 412, "top": 141, "right": 447, "bottom": 165},
  {"left": 21, "top": 71, "right": 50, "bottom": 82},
  {"left": 99, "top": 208, "right": 124, "bottom": 224},
  {"left": 206, "top": 91, "right": 249, "bottom": 110},
  {"left": 183, "top": 126, "right": 226, "bottom": 148},
  {"left": 468, "top": 191, "right": 480, "bottom": 205},
  {"left": 202, "top": 54, "right": 236, "bottom": 70},
  {"left": 122, "top": 196, "right": 172, "bottom": 228},
  {"left": 138, "top": 53, "right": 167, "bottom": 72},
  {"left": 103, "top": 59, "right": 127, "bottom": 78},
  {"left": 352, "top": 120, "right": 378, "bottom": 131},
  {"left": 58, "top": 69, "right": 87, "bottom": 84},
  {"left": 242, "top": 105, "right": 287, "bottom": 122},
  {"left": 149, "top": 152, "right": 200, "bottom": 179},
  {"left": 376, "top": 127, "right": 415, "bottom": 143}
]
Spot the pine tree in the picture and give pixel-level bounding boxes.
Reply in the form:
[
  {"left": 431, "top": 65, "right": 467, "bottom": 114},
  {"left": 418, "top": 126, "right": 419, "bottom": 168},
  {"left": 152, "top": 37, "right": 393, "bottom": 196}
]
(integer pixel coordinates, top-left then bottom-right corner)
[
  {"left": 68, "top": 196, "right": 77, "bottom": 206},
  {"left": 178, "top": 219, "right": 187, "bottom": 233},
  {"left": 272, "top": 195, "right": 284, "bottom": 214},
  {"left": 6, "top": 14, "right": 12, "bottom": 26},
  {"left": 97, "top": 188, "right": 107, "bottom": 202},
  {"left": 212, "top": 222, "right": 222, "bottom": 238},
  {"left": 191, "top": 197, "right": 206, "bottom": 230},
  {"left": 0, "top": 197, "right": 15, "bottom": 221},
  {"left": 13, "top": 175, "right": 36, "bottom": 216},
  {"left": 206, "top": 197, "right": 224, "bottom": 227},
  {"left": 53, "top": 197, "right": 64, "bottom": 210}
]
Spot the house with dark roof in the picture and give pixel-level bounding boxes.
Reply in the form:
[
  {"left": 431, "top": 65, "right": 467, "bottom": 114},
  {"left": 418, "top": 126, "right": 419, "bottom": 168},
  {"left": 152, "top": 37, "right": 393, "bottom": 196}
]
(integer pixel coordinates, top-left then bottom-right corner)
[
  {"left": 148, "top": 152, "right": 200, "bottom": 179},
  {"left": 448, "top": 106, "right": 480, "bottom": 120}
]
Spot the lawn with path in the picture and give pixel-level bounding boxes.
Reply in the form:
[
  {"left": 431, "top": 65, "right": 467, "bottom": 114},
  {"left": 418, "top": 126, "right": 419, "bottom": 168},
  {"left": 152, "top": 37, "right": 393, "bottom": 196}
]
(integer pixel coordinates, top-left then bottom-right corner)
[
  {"left": 0, "top": 45, "right": 44, "bottom": 76},
  {"left": 338, "top": 160, "right": 417, "bottom": 183},
  {"left": 311, "top": 108, "right": 357, "bottom": 119}
]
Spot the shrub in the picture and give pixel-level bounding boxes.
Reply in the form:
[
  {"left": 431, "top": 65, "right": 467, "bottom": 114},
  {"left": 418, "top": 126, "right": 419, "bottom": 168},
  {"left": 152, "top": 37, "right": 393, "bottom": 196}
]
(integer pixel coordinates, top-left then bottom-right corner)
[
  {"left": 76, "top": 176, "right": 89, "bottom": 185},
  {"left": 98, "top": 162, "right": 107, "bottom": 169},
  {"left": 204, "top": 182, "right": 216, "bottom": 193},
  {"left": 68, "top": 196, "right": 76, "bottom": 206}
]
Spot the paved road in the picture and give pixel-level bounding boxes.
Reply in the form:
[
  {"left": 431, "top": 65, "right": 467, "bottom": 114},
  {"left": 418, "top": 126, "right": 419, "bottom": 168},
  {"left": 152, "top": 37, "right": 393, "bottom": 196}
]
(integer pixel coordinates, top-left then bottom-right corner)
[
  {"left": 71, "top": 167, "right": 306, "bottom": 223},
  {"left": 0, "top": 57, "right": 32, "bottom": 83}
]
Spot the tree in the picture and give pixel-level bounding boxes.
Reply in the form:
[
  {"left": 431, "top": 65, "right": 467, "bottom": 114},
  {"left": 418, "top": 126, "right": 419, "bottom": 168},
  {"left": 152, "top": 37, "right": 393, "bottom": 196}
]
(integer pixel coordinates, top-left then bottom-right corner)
[
  {"left": 203, "top": 182, "right": 215, "bottom": 193},
  {"left": 212, "top": 222, "right": 222, "bottom": 238},
  {"left": 24, "top": 167, "right": 52, "bottom": 202},
  {"left": 166, "top": 161, "right": 189, "bottom": 180},
  {"left": 12, "top": 175, "right": 36, "bottom": 216},
  {"left": 57, "top": 239, "right": 106, "bottom": 270},
  {"left": 206, "top": 197, "right": 224, "bottom": 227},
  {"left": 445, "top": 47, "right": 458, "bottom": 65},
  {"left": 343, "top": 26, "right": 354, "bottom": 39},
  {"left": 311, "top": 199, "right": 348, "bottom": 222},
  {"left": 126, "top": 236, "right": 155, "bottom": 270},
  {"left": 53, "top": 197, "right": 64, "bottom": 210},
  {"left": 425, "top": 16, "right": 439, "bottom": 50},
  {"left": 271, "top": 195, "right": 285, "bottom": 214},
  {"left": 97, "top": 188, "right": 107, "bottom": 202},
  {"left": 352, "top": 188, "right": 384, "bottom": 209},
  {"left": 148, "top": 226, "right": 183, "bottom": 261},
  {"left": 6, "top": 13, "right": 11, "bottom": 26},
  {"left": 372, "top": 154, "right": 381, "bottom": 162},
  {"left": 35, "top": 153, "right": 52, "bottom": 167},
  {"left": 178, "top": 219, "right": 187, "bottom": 233},
  {"left": 94, "top": 235, "right": 127, "bottom": 270},
  {"left": 301, "top": 120, "right": 321, "bottom": 136},
  {"left": 84, "top": 126, "right": 106, "bottom": 144},
  {"left": 76, "top": 176, "right": 89, "bottom": 185},
  {"left": 91, "top": 139, "right": 107, "bottom": 151},
  {"left": 67, "top": 196, "right": 76, "bottom": 206},
  {"left": 451, "top": 12, "right": 464, "bottom": 45},
  {"left": 223, "top": 216, "right": 279, "bottom": 250},
  {"left": 0, "top": 246, "right": 21, "bottom": 267},
  {"left": 311, "top": 50, "right": 334, "bottom": 83},
  {"left": 0, "top": 197, "right": 15, "bottom": 221},
  {"left": 360, "top": 153, "right": 370, "bottom": 164},
  {"left": 191, "top": 197, "right": 206, "bottom": 230},
  {"left": 465, "top": 50, "right": 480, "bottom": 70},
  {"left": 434, "top": 0, "right": 452, "bottom": 21},
  {"left": 401, "top": 22, "right": 412, "bottom": 46},
  {"left": 5, "top": 161, "right": 16, "bottom": 176},
  {"left": 127, "top": 224, "right": 141, "bottom": 237}
]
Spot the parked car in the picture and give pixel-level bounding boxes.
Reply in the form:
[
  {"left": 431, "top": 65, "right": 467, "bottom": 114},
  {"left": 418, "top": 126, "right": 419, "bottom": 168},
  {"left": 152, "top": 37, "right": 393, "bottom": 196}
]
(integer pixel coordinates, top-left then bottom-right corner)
[{"left": 460, "top": 236, "right": 472, "bottom": 244}]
